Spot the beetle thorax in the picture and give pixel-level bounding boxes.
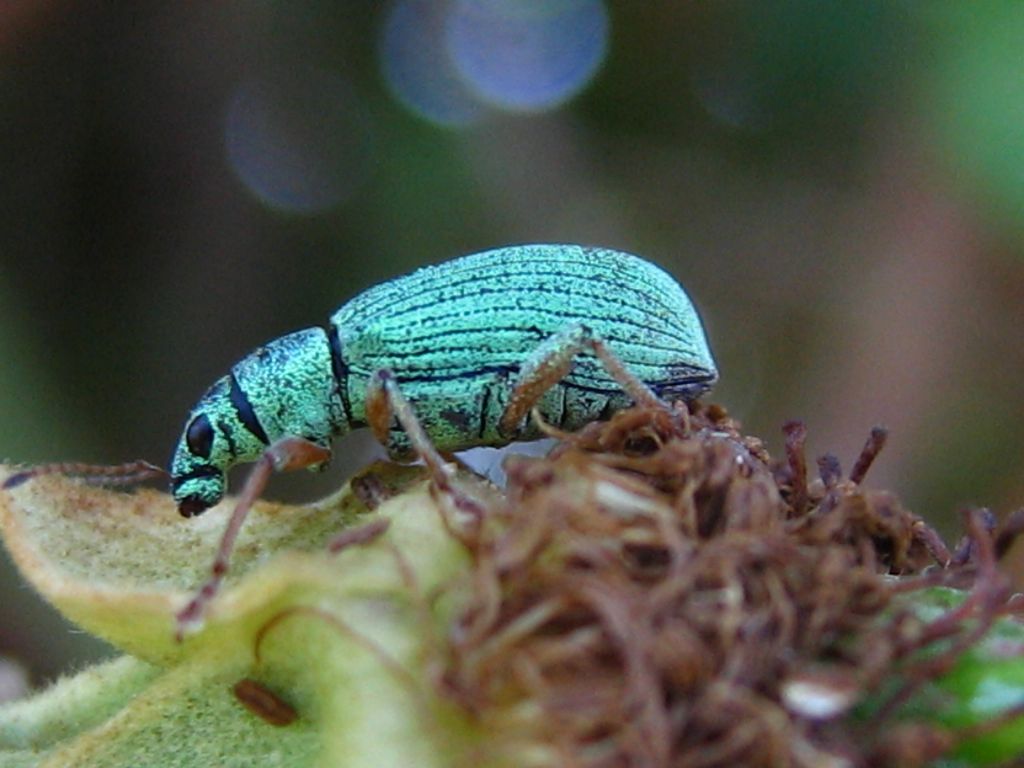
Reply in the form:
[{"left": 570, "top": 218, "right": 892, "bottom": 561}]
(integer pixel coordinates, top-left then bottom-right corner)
[{"left": 230, "top": 327, "right": 347, "bottom": 449}]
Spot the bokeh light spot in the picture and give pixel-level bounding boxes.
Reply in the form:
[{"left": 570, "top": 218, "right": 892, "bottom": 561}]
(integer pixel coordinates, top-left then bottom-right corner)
[
  {"left": 380, "top": 0, "right": 486, "bottom": 127},
  {"left": 224, "top": 69, "right": 374, "bottom": 214},
  {"left": 445, "top": 0, "right": 609, "bottom": 112}
]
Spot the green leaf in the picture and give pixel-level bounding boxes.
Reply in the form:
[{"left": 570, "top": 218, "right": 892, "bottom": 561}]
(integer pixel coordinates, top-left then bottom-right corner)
[{"left": 0, "top": 463, "right": 483, "bottom": 767}]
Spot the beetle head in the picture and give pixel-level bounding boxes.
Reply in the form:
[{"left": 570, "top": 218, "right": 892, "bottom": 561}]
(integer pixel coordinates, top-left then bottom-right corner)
[{"left": 170, "top": 374, "right": 265, "bottom": 517}]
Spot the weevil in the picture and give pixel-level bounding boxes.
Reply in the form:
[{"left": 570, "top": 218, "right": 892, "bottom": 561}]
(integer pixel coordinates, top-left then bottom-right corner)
[
  {"left": 170, "top": 245, "right": 717, "bottom": 631},
  {"left": 171, "top": 244, "right": 717, "bottom": 515}
]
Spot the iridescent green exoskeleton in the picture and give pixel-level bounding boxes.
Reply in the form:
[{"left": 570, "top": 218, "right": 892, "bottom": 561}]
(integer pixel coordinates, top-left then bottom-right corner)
[{"left": 169, "top": 244, "right": 718, "bottom": 633}]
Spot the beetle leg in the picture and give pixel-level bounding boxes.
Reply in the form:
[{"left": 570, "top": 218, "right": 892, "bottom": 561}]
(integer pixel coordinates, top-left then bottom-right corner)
[
  {"left": 175, "top": 436, "right": 331, "bottom": 640},
  {"left": 499, "top": 324, "right": 664, "bottom": 436},
  {"left": 367, "top": 369, "right": 486, "bottom": 518}
]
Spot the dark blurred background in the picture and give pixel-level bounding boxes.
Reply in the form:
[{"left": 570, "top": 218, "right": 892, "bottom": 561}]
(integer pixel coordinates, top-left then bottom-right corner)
[{"left": 2, "top": 1, "right": 1023, "bottom": 685}]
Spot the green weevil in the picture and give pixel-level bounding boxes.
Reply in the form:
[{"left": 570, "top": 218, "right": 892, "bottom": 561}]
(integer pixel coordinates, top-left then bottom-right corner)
[
  {"left": 176, "top": 244, "right": 722, "bottom": 630},
  {"left": 170, "top": 244, "right": 717, "bottom": 519},
  {"left": 169, "top": 244, "right": 716, "bottom": 631}
]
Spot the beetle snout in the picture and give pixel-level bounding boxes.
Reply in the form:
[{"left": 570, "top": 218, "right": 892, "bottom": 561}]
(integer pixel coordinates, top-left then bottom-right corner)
[
  {"left": 178, "top": 494, "right": 213, "bottom": 518},
  {"left": 170, "top": 460, "right": 226, "bottom": 518}
]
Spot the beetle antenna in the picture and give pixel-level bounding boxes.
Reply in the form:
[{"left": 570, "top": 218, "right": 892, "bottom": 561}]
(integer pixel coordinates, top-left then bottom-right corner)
[{"left": 3, "top": 460, "right": 167, "bottom": 491}]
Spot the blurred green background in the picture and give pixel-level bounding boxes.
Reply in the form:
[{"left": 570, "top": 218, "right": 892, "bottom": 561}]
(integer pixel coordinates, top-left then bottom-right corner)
[{"left": 2, "top": 2, "right": 1023, "bottom": 684}]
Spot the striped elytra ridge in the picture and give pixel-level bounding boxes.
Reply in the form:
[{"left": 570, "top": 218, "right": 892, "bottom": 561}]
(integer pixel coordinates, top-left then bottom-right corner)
[{"left": 170, "top": 244, "right": 717, "bottom": 516}]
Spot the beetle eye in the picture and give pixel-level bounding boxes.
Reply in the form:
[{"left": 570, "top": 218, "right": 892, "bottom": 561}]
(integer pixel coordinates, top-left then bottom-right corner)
[{"left": 185, "top": 414, "right": 215, "bottom": 459}]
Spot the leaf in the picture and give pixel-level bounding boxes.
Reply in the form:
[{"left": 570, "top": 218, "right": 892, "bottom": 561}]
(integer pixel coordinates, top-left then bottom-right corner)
[{"left": 0, "top": 463, "right": 481, "bottom": 767}]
